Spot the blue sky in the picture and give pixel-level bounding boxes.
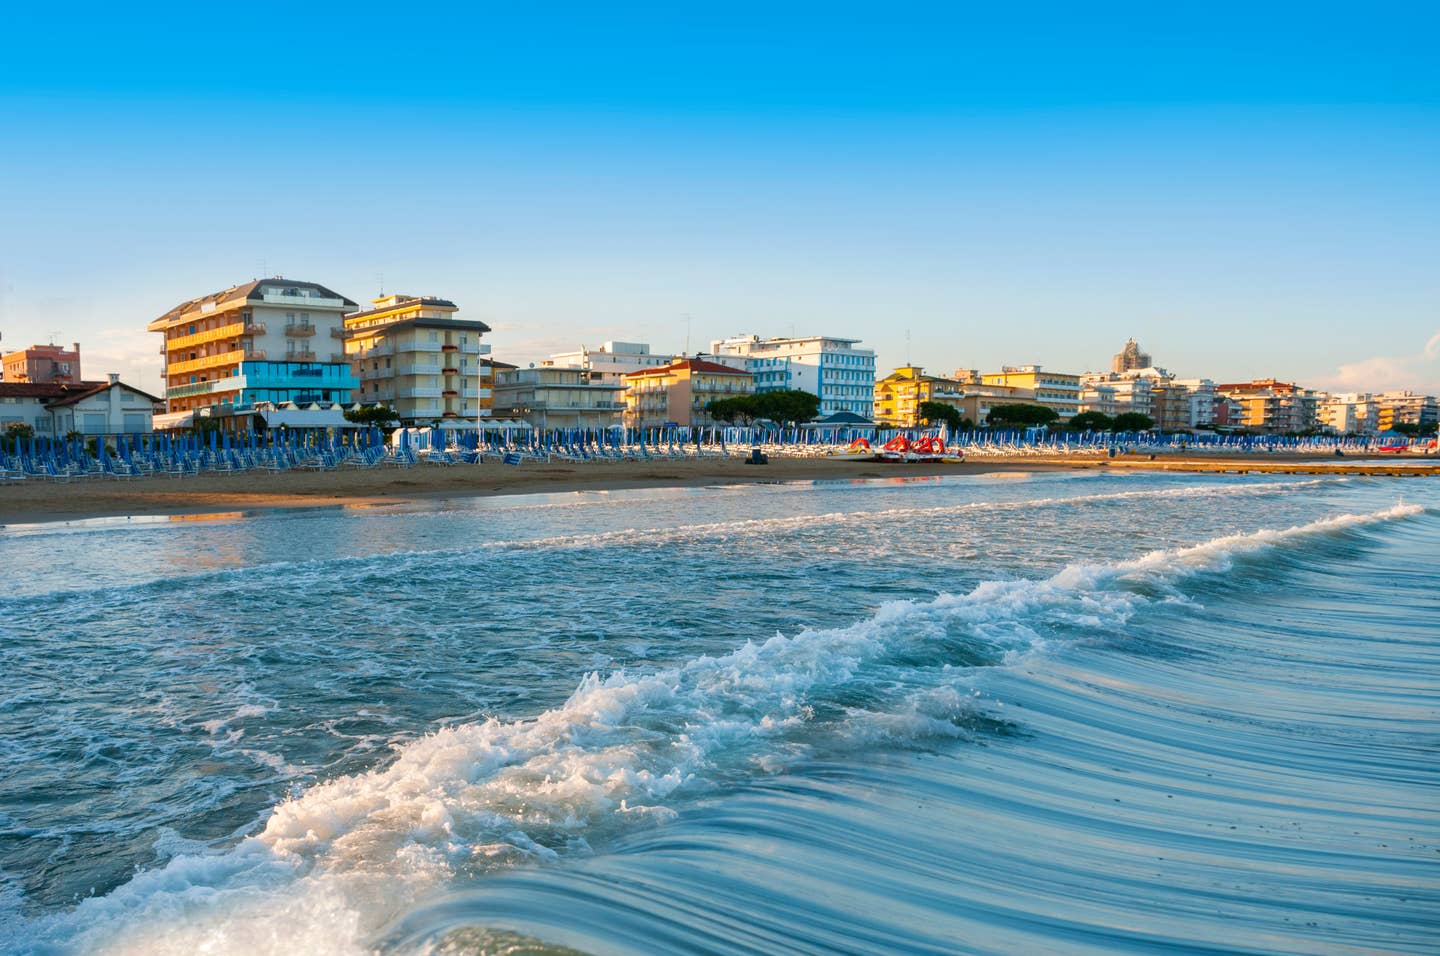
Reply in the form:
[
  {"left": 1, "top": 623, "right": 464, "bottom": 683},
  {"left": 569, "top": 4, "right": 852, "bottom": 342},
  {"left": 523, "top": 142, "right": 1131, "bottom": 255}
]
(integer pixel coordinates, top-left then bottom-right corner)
[{"left": 2, "top": 1, "right": 1437, "bottom": 393}]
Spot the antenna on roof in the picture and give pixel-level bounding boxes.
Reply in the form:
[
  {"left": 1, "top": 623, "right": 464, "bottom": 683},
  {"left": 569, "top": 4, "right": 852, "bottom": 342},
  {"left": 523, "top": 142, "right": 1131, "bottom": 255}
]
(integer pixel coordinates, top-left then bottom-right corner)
[
  {"left": 683, "top": 312, "right": 693, "bottom": 356},
  {"left": 905, "top": 328, "right": 911, "bottom": 365},
  {"left": 377, "top": 272, "right": 384, "bottom": 295}
]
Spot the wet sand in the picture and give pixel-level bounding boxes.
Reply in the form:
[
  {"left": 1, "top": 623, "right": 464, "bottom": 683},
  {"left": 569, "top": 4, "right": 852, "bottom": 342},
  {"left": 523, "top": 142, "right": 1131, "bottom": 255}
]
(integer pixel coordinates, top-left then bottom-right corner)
[{"left": 0, "top": 452, "right": 1432, "bottom": 525}]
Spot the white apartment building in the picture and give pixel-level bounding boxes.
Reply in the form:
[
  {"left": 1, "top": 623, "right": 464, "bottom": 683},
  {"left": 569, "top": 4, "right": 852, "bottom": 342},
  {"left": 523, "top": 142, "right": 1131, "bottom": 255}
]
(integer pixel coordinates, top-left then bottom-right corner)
[
  {"left": 342, "top": 295, "right": 493, "bottom": 425},
  {"left": 1375, "top": 390, "right": 1439, "bottom": 428},
  {"left": 710, "top": 334, "right": 876, "bottom": 418},
  {"left": 492, "top": 366, "right": 628, "bottom": 429},
  {"left": 544, "top": 342, "right": 679, "bottom": 387},
  {"left": 1169, "top": 378, "right": 1220, "bottom": 429},
  {"left": 1318, "top": 393, "right": 1379, "bottom": 435},
  {"left": 1079, "top": 373, "right": 1155, "bottom": 419}
]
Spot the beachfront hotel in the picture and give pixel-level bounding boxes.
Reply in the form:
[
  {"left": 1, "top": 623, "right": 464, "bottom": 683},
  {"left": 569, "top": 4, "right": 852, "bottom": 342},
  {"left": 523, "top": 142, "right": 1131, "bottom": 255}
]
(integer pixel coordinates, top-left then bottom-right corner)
[
  {"left": 980, "top": 366, "right": 1081, "bottom": 421},
  {"left": 872, "top": 365, "right": 1036, "bottom": 427},
  {"left": 492, "top": 365, "right": 627, "bottom": 429},
  {"left": 623, "top": 358, "right": 754, "bottom": 428},
  {"left": 1, "top": 342, "right": 82, "bottom": 384},
  {"left": 542, "top": 341, "right": 678, "bottom": 387},
  {"left": 709, "top": 334, "right": 876, "bottom": 418},
  {"left": 1215, "top": 379, "right": 1322, "bottom": 434},
  {"left": 340, "top": 294, "right": 493, "bottom": 425},
  {"left": 147, "top": 278, "right": 360, "bottom": 420}
]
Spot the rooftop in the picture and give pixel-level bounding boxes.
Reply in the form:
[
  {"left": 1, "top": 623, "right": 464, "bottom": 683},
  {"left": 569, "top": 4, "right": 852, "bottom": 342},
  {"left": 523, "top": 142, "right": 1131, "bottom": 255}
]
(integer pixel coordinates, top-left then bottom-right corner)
[
  {"left": 149, "top": 278, "right": 358, "bottom": 330},
  {"left": 624, "top": 358, "right": 750, "bottom": 378}
]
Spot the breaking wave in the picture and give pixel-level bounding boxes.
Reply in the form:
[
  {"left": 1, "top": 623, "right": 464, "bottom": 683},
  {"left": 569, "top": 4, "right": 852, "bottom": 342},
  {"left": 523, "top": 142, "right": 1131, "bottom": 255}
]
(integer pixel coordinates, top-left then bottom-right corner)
[{"left": 4, "top": 502, "right": 1423, "bottom": 956}]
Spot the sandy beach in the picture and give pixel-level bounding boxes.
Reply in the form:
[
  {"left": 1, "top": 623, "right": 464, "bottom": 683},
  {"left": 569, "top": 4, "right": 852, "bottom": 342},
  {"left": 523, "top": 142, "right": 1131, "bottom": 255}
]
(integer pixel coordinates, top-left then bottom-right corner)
[
  {"left": 1, "top": 451, "right": 1433, "bottom": 525},
  {"left": 0, "top": 457, "right": 1067, "bottom": 524}
]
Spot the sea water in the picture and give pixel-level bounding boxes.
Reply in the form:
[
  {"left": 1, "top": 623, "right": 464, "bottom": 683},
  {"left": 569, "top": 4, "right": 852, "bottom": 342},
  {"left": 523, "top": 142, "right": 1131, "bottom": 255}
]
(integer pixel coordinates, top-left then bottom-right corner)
[{"left": 0, "top": 471, "right": 1436, "bottom": 955}]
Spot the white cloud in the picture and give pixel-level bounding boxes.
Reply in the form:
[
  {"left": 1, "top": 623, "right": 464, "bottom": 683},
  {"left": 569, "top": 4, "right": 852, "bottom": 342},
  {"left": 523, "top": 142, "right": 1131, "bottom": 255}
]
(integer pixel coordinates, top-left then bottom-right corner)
[
  {"left": 83, "top": 328, "right": 164, "bottom": 392},
  {"left": 1321, "top": 330, "right": 1440, "bottom": 395}
]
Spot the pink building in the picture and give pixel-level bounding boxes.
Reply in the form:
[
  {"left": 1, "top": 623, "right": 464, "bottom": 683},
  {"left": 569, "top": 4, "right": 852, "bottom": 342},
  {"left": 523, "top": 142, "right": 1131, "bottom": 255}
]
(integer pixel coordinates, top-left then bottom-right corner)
[{"left": 1, "top": 342, "right": 82, "bottom": 384}]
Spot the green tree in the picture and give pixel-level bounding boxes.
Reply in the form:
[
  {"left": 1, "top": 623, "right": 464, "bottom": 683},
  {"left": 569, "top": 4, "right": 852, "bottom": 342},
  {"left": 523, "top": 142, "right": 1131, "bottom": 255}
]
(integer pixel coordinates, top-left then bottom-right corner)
[
  {"left": 1064, "top": 411, "right": 1113, "bottom": 432},
  {"left": 918, "top": 401, "right": 964, "bottom": 430},
  {"left": 1111, "top": 412, "right": 1156, "bottom": 432},
  {"left": 2, "top": 422, "right": 34, "bottom": 452},
  {"left": 985, "top": 403, "right": 1059, "bottom": 428},
  {"left": 343, "top": 404, "right": 400, "bottom": 430},
  {"left": 706, "top": 396, "right": 753, "bottom": 424},
  {"left": 187, "top": 417, "right": 221, "bottom": 437},
  {"left": 751, "top": 389, "right": 821, "bottom": 425}
]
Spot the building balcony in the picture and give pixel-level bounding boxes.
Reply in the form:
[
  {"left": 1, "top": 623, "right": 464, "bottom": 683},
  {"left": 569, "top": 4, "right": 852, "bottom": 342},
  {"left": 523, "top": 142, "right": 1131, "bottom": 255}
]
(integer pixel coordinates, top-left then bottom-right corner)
[
  {"left": 522, "top": 400, "right": 626, "bottom": 411},
  {"left": 331, "top": 353, "right": 350, "bottom": 364},
  {"left": 168, "top": 350, "right": 261, "bottom": 375},
  {"left": 398, "top": 387, "right": 444, "bottom": 398},
  {"left": 284, "top": 351, "right": 317, "bottom": 362},
  {"left": 331, "top": 327, "right": 347, "bottom": 339},
  {"left": 285, "top": 323, "right": 318, "bottom": 337},
  {"left": 165, "top": 321, "right": 265, "bottom": 351},
  {"left": 166, "top": 377, "right": 247, "bottom": 399},
  {"left": 395, "top": 364, "right": 443, "bottom": 376},
  {"left": 441, "top": 344, "right": 459, "bottom": 352}
]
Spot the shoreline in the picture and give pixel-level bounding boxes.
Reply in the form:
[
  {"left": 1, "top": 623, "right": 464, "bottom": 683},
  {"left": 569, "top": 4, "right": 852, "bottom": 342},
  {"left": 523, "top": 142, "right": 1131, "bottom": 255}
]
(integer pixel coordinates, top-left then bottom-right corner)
[{"left": 1, "top": 452, "right": 1434, "bottom": 526}]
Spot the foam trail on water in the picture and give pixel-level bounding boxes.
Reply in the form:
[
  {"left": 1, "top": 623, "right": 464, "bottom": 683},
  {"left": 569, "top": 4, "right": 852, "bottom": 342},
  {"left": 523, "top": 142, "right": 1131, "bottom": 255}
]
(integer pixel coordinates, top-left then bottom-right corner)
[
  {"left": 6, "top": 502, "right": 1421, "bottom": 956},
  {"left": 0, "top": 477, "right": 1339, "bottom": 605}
]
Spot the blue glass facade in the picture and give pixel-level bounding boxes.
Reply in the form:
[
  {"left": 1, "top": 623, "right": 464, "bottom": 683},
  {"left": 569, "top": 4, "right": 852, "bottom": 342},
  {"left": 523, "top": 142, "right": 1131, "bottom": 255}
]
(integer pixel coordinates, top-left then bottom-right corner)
[{"left": 224, "top": 361, "right": 358, "bottom": 407}]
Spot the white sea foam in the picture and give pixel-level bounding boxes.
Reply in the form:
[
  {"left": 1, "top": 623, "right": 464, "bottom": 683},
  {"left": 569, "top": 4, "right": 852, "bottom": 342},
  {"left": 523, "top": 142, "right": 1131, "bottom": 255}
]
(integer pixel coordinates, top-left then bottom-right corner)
[
  {"left": 482, "top": 477, "right": 1345, "bottom": 553},
  {"left": 7, "top": 501, "right": 1421, "bottom": 956}
]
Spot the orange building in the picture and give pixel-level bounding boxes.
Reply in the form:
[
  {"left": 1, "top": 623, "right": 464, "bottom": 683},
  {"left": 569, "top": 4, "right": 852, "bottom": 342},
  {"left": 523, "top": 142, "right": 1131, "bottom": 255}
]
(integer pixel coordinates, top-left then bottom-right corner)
[
  {"left": 1, "top": 342, "right": 81, "bottom": 384},
  {"left": 623, "top": 358, "right": 753, "bottom": 428}
]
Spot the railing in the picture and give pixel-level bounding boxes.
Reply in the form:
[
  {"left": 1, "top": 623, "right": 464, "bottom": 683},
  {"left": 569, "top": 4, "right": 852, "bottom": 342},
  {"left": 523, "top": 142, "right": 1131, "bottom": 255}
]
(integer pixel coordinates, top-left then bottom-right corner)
[
  {"left": 330, "top": 353, "right": 351, "bottom": 364},
  {"left": 526, "top": 400, "right": 626, "bottom": 411},
  {"left": 261, "top": 292, "right": 346, "bottom": 307},
  {"left": 331, "top": 327, "right": 346, "bottom": 339},
  {"left": 398, "top": 387, "right": 444, "bottom": 398},
  {"left": 165, "top": 378, "right": 246, "bottom": 399},
  {"left": 395, "top": 364, "right": 443, "bottom": 376},
  {"left": 167, "top": 351, "right": 260, "bottom": 375},
  {"left": 166, "top": 321, "right": 265, "bottom": 351},
  {"left": 285, "top": 323, "right": 317, "bottom": 337},
  {"left": 284, "top": 351, "right": 317, "bottom": 362}
]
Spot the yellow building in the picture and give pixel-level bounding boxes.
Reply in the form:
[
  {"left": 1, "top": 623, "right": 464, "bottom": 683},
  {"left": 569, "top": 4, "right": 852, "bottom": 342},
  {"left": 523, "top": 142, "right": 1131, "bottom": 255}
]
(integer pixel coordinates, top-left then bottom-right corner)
[
  {"left": 980, "top": 365, "right": 1081, "bottom": 420},
  {"left": 873, "top": 366, "right": 967, "bottom": 427},
  {"left": 342, "top": 294, "right": 493, "bottom": 425},
  {"left": 873, "top": 366, "right": 1038, "bottom": 427}
]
